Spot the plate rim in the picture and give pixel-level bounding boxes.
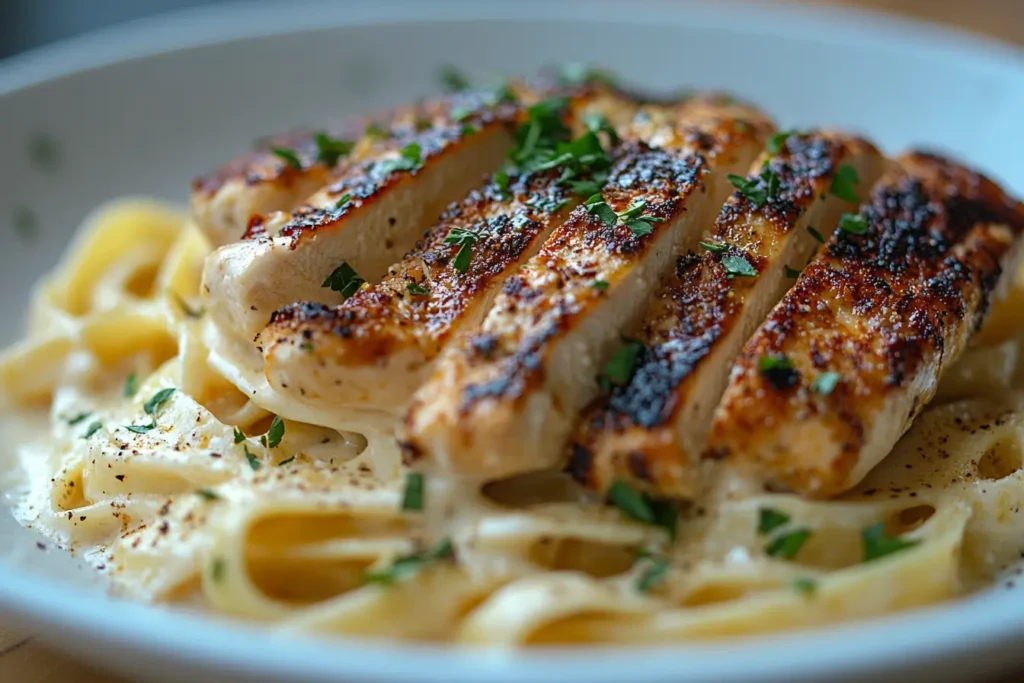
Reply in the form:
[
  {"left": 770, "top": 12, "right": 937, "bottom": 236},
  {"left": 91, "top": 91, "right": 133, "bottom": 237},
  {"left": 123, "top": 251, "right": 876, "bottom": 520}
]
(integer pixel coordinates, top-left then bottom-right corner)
[{"left": 2, "top": 1, "right": 1024, "bottom": 681}]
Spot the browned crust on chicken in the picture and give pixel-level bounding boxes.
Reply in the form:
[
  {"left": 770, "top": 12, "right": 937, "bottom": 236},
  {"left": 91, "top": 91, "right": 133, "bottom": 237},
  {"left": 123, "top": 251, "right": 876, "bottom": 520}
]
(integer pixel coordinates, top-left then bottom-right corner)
[
  {"left": 569, "top": 132, "right": 885, "bottom": 495},
  {"left": 706, "top": 150, "right": 1024, "bottom": 496}
]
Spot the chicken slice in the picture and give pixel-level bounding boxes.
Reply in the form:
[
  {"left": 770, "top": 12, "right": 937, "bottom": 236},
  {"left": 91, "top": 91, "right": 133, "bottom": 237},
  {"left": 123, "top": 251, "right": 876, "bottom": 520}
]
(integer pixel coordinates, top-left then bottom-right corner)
[
  {"left": 201, "top": 88, "right": 522, "bottom": 349},
  {"left": 402, "top": 102, "right": 772, "bottom": 479},
  {"left": 256, "top": 94, "right": 758, "bottom": 417},
  {"left": 706, "top": 151, "right": 1024, "bottom": 497},
  {"left": 568, "top": 131, "right": 887, "bottom": 497}
]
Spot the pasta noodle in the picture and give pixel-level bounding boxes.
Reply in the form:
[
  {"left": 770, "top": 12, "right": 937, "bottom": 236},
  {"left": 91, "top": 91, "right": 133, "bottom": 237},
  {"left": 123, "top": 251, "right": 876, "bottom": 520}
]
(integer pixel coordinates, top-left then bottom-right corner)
[{"left": 2, "top": 197, "right": 1024, "bottom": 646}]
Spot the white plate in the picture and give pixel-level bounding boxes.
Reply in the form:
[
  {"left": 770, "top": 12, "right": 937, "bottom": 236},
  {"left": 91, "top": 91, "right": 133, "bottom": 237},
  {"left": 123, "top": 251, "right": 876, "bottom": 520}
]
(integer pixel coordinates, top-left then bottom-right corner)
[{"left": 1, "top": 2, "right": 1023, "bottom": 681}]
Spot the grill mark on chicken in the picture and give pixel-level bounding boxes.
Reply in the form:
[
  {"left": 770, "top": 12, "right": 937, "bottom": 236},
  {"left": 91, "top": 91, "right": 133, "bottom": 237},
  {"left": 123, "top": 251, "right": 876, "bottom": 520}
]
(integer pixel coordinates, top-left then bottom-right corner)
[
  {"left": 568, "top": 132, "right": 887, "bottom": 496},
  {"left": 706, "top": 151, "right": 1024, "bottom": 497}
]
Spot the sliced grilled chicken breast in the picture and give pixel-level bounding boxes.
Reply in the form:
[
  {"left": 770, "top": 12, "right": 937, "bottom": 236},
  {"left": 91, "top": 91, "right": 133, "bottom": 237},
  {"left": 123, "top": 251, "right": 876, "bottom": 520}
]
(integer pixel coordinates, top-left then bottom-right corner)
[
  {"left": 570, "top": 132, "right": 887, "bottom": 498},
  {"left": 706, "top": 151, "right": 1024, "bottom": 497},
  {"left": 201, "top": 90, "right": 522, "bottom": 347},
  {"left": 402, "top": 102, "right": 772, "bottom": 479},
  {"left": 256, "top": 95, "right": 749, "bottom": 416}
]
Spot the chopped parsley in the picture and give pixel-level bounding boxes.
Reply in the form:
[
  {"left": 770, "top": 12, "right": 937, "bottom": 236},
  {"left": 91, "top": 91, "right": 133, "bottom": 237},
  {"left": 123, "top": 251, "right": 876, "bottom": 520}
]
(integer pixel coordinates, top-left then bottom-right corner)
[
  {"left": 277, "top": 455, "right": 296, "bottom": 467},
  {"left": 494, "top": 170, "right": 511, "bottom": 199},
  {"left": 444, "top": 227, "right": 479, "bottom": 274},
  {"left": 722, "top": 254, "right": 757, "bottom": 278},
  {"left": 839, "top": 213, "right": 868, "bottom": 235},
  {"left": 766, "top": 130, "right": 795, "bottom": 155},
  {"left": 265, "top": 416, "right": 285, "bottom": 448},
  {"left": 765, "top": 528, "right": 811, "bottom": 559},
  {"left": 757, "top": 507, "right": 791, "bottom": 535},
  {"left": 811, "top": 371, "right": 842, "bottom": 396},
  {"left": 244, "top": 446, "right": 261, "bottom": 471},
  {"left": 210, "top": 557, "right": 226, "bottom": 583},
  {"left": 591, "top": 279, "right": 609, "bottom": 291},
  {"left": 728, "top": 168, "right": 779, "bottom": 208},
  {"left": 807, "top": 225, "right": 825, "bottom": 243},
  {"left": 699, "top": 241, "right": 729, "bottom": 254},
  {"left": 377, "top": 142, "right": 424, "bottom": 175},
  {"left": 758, "top": 354, "right": 799, "bottom": 390},
  {"left": 12, "top": 206, "right": 38, "bottom": 240},
  {"left": 123, "top": 373, "right": 139, "bottom": 398},
  {"left": 271, "top": 147, "right": 303, "bottom": 170},
  {"left": 635, "top": 554, "right": 669, "bottom": 593},
  {"left": 67, "top": 411, "right": 92, "bottom": 425},
  {"left": 861, "top": 522, "right": 920, "bottom": 562},
  {"left": 233, "top": 427, "right": 246, "bottom": 444},
  {"left": 401, "top": 472, "right": 424, "bottom": 512},
  {"left": 365, "top": 122, "right": 389, "bottom": 139},
  {"left": 315, "top": 132, "right": 354, "bottom": 166},
  {"left": 556, "top": 63, "right": 617, "bottom": 87},
  {"left": 784, "top": 265, "right": 801, "bottom": 278},
  {"left": 598, "top": 340, "right": 645, "bottom": 390},
  {"left": 607, "top": 481, "right": 677, "bottom": 538},
  {"left": 143, "top": 388, "right": 176, "bottom": 416},
  {"left": 406, "top": 282, "right": 430, "bottom": 296},
  {"left": 363, "top": 538, "right": 454, "bottom": 585},
  {"left": 334, "top": 193, "right": 352, "bottom": 210},
  {"left": 82, "top": 421, "right": 103, "bottom": 439},
  {"left": 322, "top": 262, "right": 365, "bottom": 298},
  {"left": 792, "top": 577, "right": 818, "bottom": 596},
  {"left": 586, "top": 195, "right": 664, "bottom": 237},
  {"left": 829, "top": 164, "right": 860, "bottom": 203},
  {"left": 174, "top": 293, "right": 205, "bottom": 319},
  {"left": 451, "top": 105, "right": 475, "bottom": 122},
  {"left": 439, "top": 65, "right": 470, "bottom": 92},
  {"left": 759, "top": 354, "right": 794, "bottom": 373},
  {"left": 196, "top": 489, "right": 220, "bottom": 501},
  {"left": 125, "top": 421, "right": 157, "bottom": 434},
  {"left": 581, "top": 112, "right": 620, "bottom": 146}
]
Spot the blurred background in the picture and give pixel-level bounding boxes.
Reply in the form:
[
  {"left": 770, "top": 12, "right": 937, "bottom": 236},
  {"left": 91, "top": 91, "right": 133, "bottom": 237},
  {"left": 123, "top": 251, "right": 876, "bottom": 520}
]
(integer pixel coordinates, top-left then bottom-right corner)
[{"left": 1, "top": 0, "right": 1023, "bottom": 59}]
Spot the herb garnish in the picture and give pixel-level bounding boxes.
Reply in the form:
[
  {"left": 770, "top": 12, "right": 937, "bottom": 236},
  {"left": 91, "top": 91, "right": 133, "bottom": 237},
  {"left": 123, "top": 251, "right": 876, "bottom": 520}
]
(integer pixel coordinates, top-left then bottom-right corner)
[
  {"left": 607, "top": 481, "right": 677, "bottom": 538},
  {"left": 82, "top": 421, "right": 103, "bottom": 439},
  {"left": 765, "top": 528, "right": 812, "bottom": 559},
  {"left": 811, "top": 371, "right": 842, "bottom": 396},
  {"left": 766, "top": 130, "right": 795, "bottom": 155},
  {"left": 123, "top": 374, "right": 139, "bottom": 398},
  {"left": 758, "top": 355, "right": 794, "bottom": 373},
  {"left": 598, "top": 340, "right": 644, "bottom": 390},
  {"left": 143, "top": 388, "right": 176, "bottom": 416},
  {"left": 861, "top": 522, "right": 920, "bottom": 562},
  {"left": 451, "top": 105, "right": 475, "bottom": 122},
  {"left": 757, "top": 507, "right": 791, "bottom": 535},
  {"left": 68, "top": 411, "right": 92, "bottom": 425},
  {"left": 829, "top": 164, "right": 860, "bottom": 203},
  {"left": 439, "top": 65, "right": 470, "bottom": 92},
  {"left": 365, "top": 122, "right": 388, "bottom": 139},
  {"left": 839, "top": 213, "right": 868, "bottom": 235},
  {"left": 557, "top": 63, "right": 616, "bottom": 87},
  {"left": 402, "top": 472, "right": 425, "bottom": 512},
  {"left": 174, "top": 293, "right": 205, "bottom": 319},
  {"left": 728, "top": 168, "right": 779, "bottom": 208},
  {"left": 581, "top": 112, "right": 620, "bottom": 146},
  {"left": 494, "top": 170, "right": 511, "bottom": 199},
  {"left": 197, "top": 489, "right": 220, "bottom": 501},
  {"left": 784, "top": 265, "right": 801, "bottom": 278},
  {"left": 377, "top": 142, "right": 424, "bottom": 175},
  {"left": 277, "top": 455, "right": 296, "bottom": 467},
  {"left": 807, "top": 226, "right": 825, "bottom": 243},
  {"left": 635, "top": 553, "right": 669, "bottom": 593},
  {"left": 334, "top": 193, "right": 352, "bottom": 210},
  {"left": 792, "top": 577, "right": 818, "bottom": 596},
  {"left": 758, "top": 354, "right": 799, "bottom": 390},
  {"left": 586, "top": 195, "right": 664, "bottom": 237},
  {"left": 363, "top": 538, "right": 454, "bottom": 585},
  {"left": 265, "top": 416, "right": 285, "bottom": 448},
  {"left": 210, "top": 557, "right": 226, "bottom": 583},
  {"left": 244, "top": 446, "right": 261, "bottom": 471},
  {"left": 271, "top": 147, "right": 303, "bottom": 170},
  {"left": 444, "top": 227, "right": 479, "bottom": 274},
  {"left": 592, "top": 279, "right": 609, "bottom": 291},
  {"left": 722, "top": 254, "right": 757, "bottom": 278},
  {"left": 406, "top": 282, "right": 430, "bottom": 295},
  {"left": 322, "top": 262, "right": 365, "bottom": 298},
  {"left": 315, "top": 132, "right": 354, "bottom": 166},
  {"left": 125, "top": 422, "right": 157, "bottom": 434},
  {"left": 699, "top": 241, "right": 729, "bottom": 254},
  {"left": 233, "top": 427, "right": 246, "bottom": 444}
]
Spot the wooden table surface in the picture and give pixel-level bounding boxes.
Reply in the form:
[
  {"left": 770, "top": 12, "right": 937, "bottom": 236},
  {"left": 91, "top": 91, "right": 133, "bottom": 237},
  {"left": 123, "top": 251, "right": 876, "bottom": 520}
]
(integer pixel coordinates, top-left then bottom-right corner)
[{"left": 2, "top": 1, "right": 1023, "bottom": 681}]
